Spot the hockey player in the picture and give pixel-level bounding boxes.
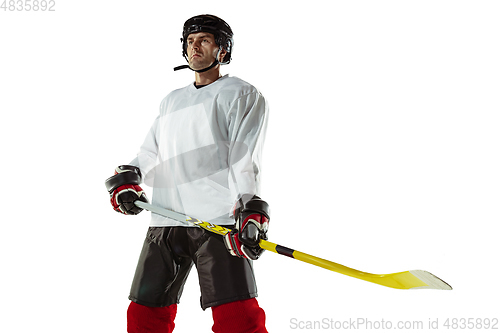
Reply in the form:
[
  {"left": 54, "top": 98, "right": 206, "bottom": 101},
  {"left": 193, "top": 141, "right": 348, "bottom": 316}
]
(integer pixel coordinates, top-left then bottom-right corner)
[{"left": 105, "top": 14, "right": 270, "bottom": 333}]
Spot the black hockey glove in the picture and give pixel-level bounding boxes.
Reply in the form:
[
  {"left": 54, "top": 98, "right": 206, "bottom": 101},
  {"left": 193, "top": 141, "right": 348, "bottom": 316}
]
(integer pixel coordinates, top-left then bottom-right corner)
[
  {"left": 104, "top": 165, "right": 148, "bottom": 215},
  {"left": 223, "top": 194, "right": 270, "bottom": 260}
]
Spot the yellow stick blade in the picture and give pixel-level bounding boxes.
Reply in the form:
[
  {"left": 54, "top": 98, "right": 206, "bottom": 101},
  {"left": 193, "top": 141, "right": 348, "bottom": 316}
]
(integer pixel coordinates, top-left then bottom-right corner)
[{"left": 407, "top": 270, "right": 453, "bottom": 290}]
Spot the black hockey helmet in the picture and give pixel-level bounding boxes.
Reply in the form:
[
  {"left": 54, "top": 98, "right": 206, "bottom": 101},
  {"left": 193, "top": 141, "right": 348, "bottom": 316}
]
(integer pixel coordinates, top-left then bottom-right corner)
[{"left": 174, "top": 14, "right": 234, "bottom": 72}]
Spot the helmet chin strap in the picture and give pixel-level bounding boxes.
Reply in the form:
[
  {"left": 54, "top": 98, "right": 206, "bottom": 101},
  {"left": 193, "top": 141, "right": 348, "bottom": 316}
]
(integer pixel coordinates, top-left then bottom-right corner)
[
  {"left": 174, "top": 47, "right": 223, "bottom": 72},
  {"left": 173, "top": 59, "right": 219, "bottom": 72}
]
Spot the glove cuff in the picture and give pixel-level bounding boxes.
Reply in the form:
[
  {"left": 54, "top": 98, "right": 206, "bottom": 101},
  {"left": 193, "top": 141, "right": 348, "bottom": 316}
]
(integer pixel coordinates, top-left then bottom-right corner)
[
  {"left": 242, "top": 198, "right": 270, "bottom": 220},
  {"left": 233, "top": 194, "right": 271, "bottom": 221},
  {"left": 104, "top": 165, "right": 142, "bottom": 193}
]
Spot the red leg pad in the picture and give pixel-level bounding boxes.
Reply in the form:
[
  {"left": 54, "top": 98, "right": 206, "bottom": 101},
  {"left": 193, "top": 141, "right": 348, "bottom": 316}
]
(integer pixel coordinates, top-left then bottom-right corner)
[
  {"left": 127, "top": 301, "right": 177, "bottom": 333},
  {"left": 211, "top": 298, "right": 268, "bottom": 333}
]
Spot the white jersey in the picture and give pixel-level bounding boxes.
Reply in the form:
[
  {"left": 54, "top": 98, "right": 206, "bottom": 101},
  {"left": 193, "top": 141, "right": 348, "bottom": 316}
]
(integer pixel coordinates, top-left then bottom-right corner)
[{"left": 129, "top": 75, "right": 269, "bottom": 226}]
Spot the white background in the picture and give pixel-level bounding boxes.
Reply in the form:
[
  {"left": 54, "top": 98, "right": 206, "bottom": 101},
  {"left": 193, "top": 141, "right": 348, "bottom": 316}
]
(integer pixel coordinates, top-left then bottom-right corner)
[{"left": 1, "top": 0, "right": 499, "bottom": 332}]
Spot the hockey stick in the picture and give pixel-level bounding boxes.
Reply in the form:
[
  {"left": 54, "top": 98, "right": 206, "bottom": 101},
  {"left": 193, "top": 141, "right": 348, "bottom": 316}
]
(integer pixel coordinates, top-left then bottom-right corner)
[{"left": 134, "top": 201, "right": 452, "bottom": 290}]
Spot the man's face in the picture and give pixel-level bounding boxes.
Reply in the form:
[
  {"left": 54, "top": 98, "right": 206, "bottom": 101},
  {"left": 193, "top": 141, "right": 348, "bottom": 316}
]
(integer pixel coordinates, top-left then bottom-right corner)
[{"left": 186, "top": 32, "right": 225, "bottom": 71}]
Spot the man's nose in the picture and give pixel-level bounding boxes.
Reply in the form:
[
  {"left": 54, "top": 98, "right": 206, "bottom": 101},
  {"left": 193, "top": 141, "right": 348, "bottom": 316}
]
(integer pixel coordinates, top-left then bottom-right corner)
[{"left": 191, "top": 41, "right": 200, "bottom": 50}]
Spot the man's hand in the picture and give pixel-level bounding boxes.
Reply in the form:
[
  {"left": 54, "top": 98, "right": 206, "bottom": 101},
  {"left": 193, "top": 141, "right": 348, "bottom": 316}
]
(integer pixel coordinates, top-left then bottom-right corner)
[
  {"left": 105, "top": 165, "right": 148, "bottom": 215},
  {"left": 224, "top": 195, "right": 270, "bottom": 260}
]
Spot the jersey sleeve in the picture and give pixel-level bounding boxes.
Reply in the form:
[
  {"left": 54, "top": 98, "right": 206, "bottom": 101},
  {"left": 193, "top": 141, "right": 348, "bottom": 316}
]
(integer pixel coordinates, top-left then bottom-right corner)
[
  {"left": 128, "top": 115, "right": 160, "bottom": 186},
  {"left": 226, "top": 90, "right": 269, "bottom": 211}
]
